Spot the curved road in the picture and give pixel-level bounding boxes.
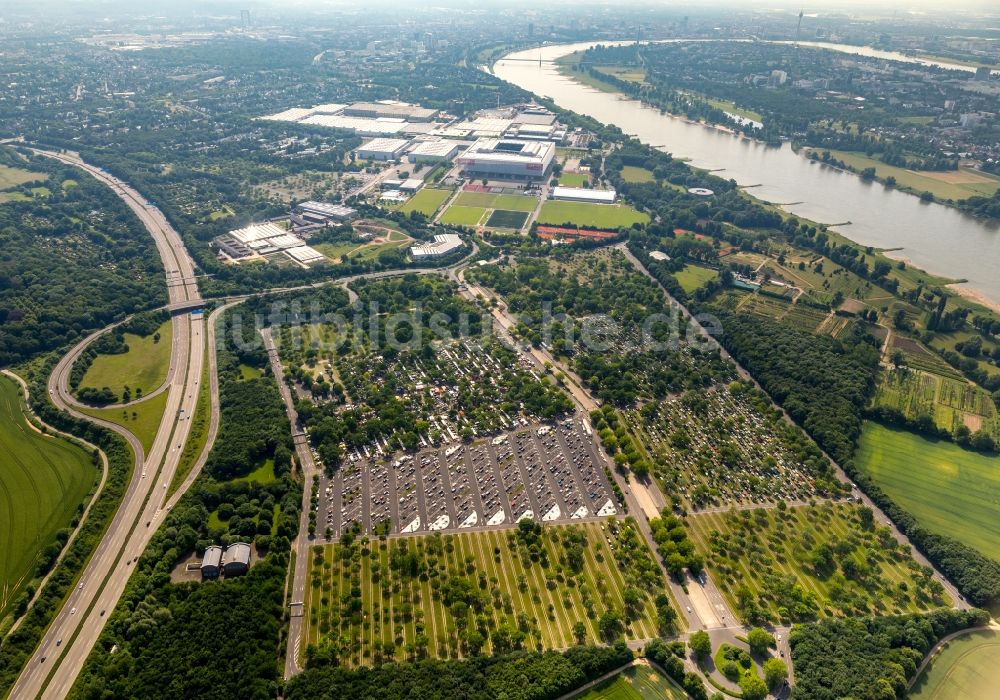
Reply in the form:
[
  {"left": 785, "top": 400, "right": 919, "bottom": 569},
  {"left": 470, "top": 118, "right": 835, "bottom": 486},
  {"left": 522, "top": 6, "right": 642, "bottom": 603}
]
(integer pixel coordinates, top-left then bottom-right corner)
[{"left": 12, "top": 150, "right": 207, "bottom": 700}]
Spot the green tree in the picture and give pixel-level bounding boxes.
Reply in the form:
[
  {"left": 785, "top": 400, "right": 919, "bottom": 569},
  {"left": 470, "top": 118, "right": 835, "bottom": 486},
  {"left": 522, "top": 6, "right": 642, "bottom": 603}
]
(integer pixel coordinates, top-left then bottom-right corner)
[
  {"left": 763, "top": 657, "right": 788, "bottom": 690},
  {"left": 689, "top": 630, "right": 712, "bottom": 660},
  {"left": 739, "top": 673, "right": 768, "bottom": 700},
  {"left": 747, "top": 627, "right": 775, "bottom": 655}
]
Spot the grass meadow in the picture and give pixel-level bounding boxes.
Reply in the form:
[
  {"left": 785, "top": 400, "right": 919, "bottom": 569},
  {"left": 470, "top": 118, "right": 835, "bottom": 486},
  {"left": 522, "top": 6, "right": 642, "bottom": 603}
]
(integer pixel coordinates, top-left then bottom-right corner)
[
  {"left": 0, "top": 374, "right": 96, "bottom": 619},
  {"left": 79, "top": 320, "right": 172, "bottom": 399},
  {"left": 537, "top": 201, "right": 649, "bottom": 230},
  {"left": 856, "top": 422, "right": 1000, "bottom": 562},
  {"left": 910, "top": 628, "right": 1000, "bottom": 700}
]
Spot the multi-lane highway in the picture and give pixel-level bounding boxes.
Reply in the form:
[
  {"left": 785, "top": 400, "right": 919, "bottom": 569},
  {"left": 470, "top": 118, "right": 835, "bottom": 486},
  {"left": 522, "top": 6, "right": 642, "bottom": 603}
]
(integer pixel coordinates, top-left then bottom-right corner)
[{"left": 11, "top": 151, "right": 209, "bottom": 699}]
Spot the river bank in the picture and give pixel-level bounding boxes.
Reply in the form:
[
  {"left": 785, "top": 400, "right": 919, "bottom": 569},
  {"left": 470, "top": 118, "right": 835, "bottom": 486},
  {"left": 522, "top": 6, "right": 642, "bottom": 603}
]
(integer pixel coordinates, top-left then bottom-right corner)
[{"left": 493, "top": 42, "right": 1000, "bottom": 308}]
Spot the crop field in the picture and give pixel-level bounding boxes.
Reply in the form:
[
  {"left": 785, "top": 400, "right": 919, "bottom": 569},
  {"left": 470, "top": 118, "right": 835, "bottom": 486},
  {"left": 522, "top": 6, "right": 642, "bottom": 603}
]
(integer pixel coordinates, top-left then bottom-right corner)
[
  {"left": 911, "top": 628, "right": 1000, "bottom": 700},
  {"left": 783, "top": 304, "right": 830, "bottom": 332},
  {"left": 440, "top": 205, "right": 488, "bottom": 226},
  {"left": 454, "top": 192, "right": 538, "bottom": 212},
  {"left": 79, "top": 320, "right": 172, "bottom": 399},
  {"left": 80, "top": 390, "right": 168, "bottom": 457},
  {"left": 485, "top": 209, "right": 528, "bottom": 229},
  {"left": 856, "top": 422, "right": 1000, "bottom": 562},
  {"left": 890, "top": 336, "right": 967, "bottom": 380},
  {"left": 872, "top": 369, "right": 1000, "bottom": 440},
  {"left": 302, "top": 519, "right": 673, "bottom": 666},
  {"left": 688, "top": 501, "right": 950, "bottom": 624},
  {"left": 574, "top": 664, "right": 687, "bottom": 700},
  {"left": 673, "top": 264, "right": 718, "bottom": 294},
  {"left": 736, "top": 293, "right": 792, "bottom": 321},
  {"left": 399, "top": 188, "right": 452, "bottom": 217},
  {"left": 619, "top": 166, "right": 654, "bottom": 184},
  {"left": 0, "top": 375, "right": 96, "bottom": 618},
  {"left": 537, "top": 201, "right": 649, "bottom": 230}
]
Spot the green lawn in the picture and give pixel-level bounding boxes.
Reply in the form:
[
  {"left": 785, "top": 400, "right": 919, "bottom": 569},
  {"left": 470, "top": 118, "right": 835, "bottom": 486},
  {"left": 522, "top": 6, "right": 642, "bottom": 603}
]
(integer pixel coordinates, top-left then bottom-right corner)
[
  {"left": 537, "top": 201, "right": 649, "bottom": 230},
  {"left": 80, "top": 390, "right": 168, "bottom": 457},
  {"left": 239, "top": 363, "right": 263, "bottom": 381},
  {"left": 233, "top": 458, "right": 276, "bottom": 485},
  {"left": 485, "top": 209, "right": 529, "bottom": 230},
  {"left": 558, "top": 172, "right": 590, "bottom": 187},
  {"left": 911, "top": 628, "right": 1000, "bottom": 699},
  {"left": 619, "top": 166, "right": 654, "bottom": 184},
  {"left": 674, "top": 264, "right": 718, "bottom": 294},
  {"left": 303, "top": 520, "right": 670, "bottom": 667},
  {"left": 856, "top": 422, "right": 1000, "bottom": 562},
  {"left": 399, "top": 188, "right": 452, "bottom": 217},
  {"left": 79, "top": 320, "right": 172, "bottom": 400},
  {"left": 453, "top": 192, "right": 538, "bottom": 212},
  {"left": 440, "top": 205, "right": 488, "bottom": 226},
  {"left": 808, "top": 149, "right": 1000, "bottom": 201},
  {"left": 0, "top": 374, "right": 96, "bottom": 619},
  {"left": 574, "top": 664, "right": 688, "bottom": 700},
  {"left": 0, "top": 163, "right": 47, "bottom": 190}
]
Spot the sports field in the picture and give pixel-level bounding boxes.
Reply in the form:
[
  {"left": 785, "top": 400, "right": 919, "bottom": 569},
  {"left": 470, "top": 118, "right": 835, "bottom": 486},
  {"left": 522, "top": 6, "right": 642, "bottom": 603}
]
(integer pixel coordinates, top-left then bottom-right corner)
[
  {"left": 674, "top": 264, "right": 718, "bottom": 294},
  {"left": 453, "top": 192, "right": 538, "bottom": 211},
  {"left": 398, "top": 188, "right": 452, "bottom": 217},
  {"left": 537, "top": 201, "right": 649, "bottom": 230},
  {"left": 439, "top": 205, "right": 488, "bottom": 226},
  {"left": 303, "top": 520, "right": 671, "bottom": 666},
  {"left": 574, "top": 664, "right": 687, "bottom": 700},
  {"left": 486, "top": 209, "right": 529, "bottom": 229},
  {"left": 619, "top": 166, "right": 654, "bottom": 184},
  {"left": 79, "top": 320, "right": 172, "bottom": 399},
  {"left": 0, "top": 374, "right": 96, "bottom": 618},
  {"left": 80, "top": 390, "right": 168, "bottom": 457},
  {"left": 688, "top": 501, "right": 949, "bottom": 623},
  {"left": 856, "top": 422, "right": 1000, "bottom": 562},
  {"left": 911, "top": 628, "right": 1000, "bottom": 699}
]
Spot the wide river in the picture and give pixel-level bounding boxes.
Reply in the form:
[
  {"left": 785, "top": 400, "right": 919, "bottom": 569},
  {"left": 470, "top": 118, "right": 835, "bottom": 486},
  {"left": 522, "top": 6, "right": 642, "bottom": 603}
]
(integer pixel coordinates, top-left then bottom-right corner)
[{"left": 493, "top": 42, "right": 1000, "bottom": 307}]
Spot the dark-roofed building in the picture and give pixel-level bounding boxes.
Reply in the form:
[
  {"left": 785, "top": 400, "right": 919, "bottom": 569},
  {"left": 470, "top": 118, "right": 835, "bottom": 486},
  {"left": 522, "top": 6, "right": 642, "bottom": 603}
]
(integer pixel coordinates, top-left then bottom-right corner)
[
  {"left": 201, "top": 545, "right": 223, "bottom": 580},
  {"left": 222, "top": 542, "right": 251, "bottom": 577}
]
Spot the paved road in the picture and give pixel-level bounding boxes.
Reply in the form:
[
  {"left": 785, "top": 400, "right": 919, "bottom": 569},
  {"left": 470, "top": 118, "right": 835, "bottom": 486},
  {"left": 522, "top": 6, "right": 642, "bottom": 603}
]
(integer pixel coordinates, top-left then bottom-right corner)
[{"left": 11, "top": 150, "right": 209, "bottom": 700}]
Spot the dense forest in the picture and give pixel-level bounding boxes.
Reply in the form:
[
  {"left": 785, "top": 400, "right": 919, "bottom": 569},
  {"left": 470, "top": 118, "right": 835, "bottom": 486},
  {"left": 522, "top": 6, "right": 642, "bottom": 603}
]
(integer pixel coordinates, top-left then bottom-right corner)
[
  {"left": 286, "top": 642, "right": 634, "bottom": 700},
  {"left": 70, "top": 308, "right": 300, "bottom": 699},
  {"left": 790, "top": 608, "right": 989, "bottom": 699},
  {"left": 0, "top": 149, "right": 165, "bottom": 367}
]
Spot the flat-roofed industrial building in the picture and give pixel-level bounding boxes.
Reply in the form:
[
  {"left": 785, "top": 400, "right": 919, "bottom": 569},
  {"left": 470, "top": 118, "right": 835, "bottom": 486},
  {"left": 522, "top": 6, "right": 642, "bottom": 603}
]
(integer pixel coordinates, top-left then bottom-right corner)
[
  {"left": 456, "top": 139, "right": 555, "bottom": 180},
  {"left": 355, "top": 138, "right": 411, "bottom": 161},
  {"left": 295, "top": 201, "right": 357, "bottom": 223},
  {"left": 407, "top": 139, "right": 462, "bottom": 163}
]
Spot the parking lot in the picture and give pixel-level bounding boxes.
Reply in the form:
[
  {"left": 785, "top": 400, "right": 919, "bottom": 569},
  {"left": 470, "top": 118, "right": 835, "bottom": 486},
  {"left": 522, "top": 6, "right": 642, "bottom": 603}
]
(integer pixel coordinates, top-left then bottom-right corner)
[{"left": 315, "top": 416, "right": 618, "bottom": 538}]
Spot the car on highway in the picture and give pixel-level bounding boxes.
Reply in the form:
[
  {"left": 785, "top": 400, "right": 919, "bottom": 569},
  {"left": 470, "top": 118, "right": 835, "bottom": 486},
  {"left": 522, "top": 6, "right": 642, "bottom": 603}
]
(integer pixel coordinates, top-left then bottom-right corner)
[{"left": 70, "top": 607, "right": 76, "bottom": 615}]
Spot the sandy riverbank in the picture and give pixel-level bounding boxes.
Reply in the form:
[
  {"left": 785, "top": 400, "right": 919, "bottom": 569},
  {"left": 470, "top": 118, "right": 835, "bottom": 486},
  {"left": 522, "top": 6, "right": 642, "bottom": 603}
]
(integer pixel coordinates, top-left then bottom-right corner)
[{"left": 948, "top": 284, "right": 1000, "bottom": 315}]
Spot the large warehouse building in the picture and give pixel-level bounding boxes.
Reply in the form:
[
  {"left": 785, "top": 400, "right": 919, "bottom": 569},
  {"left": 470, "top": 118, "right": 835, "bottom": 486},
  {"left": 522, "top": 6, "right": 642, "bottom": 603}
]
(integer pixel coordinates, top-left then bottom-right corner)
[
  {"left": 411, "top": 233, "right": 464, "bottom": 259},
  {"left": 456, "top": 139, "right": 555, "bottom": 180},
  {"left": 355, "top": 138, "right": 410, "bottom": 161}
]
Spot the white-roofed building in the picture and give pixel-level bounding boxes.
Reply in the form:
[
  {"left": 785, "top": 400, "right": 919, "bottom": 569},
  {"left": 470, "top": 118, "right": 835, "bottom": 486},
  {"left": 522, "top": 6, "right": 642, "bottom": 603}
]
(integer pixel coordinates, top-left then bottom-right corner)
[
  {"left": 400, "top": 178, "right": 424, "bottom": 193},
  {"left": 411, "top": 234, "right": 464, "bottom": 259},
  {"left": 222, "top": 543, "right": 251, "bottom": 577},
  {"left": 295, "top": 201, "right": 357, "bottom": 223},
  {"left": 355, "top": 138, "right": 410, "bottom": 161},
  {"left": 408, "top": 139, "right": 462, "bottom": 163},
  {"left": 457, "top": 139, "right": 555, "bottom": 180},
  {"left": 286, "top": 246, "right": 327, "bottom": 265},
  {"left": 200, "top": 546, "right": 223, "bottom": 580},
  {"left": 230, "top": 222, "right": 288, "bottom": 245},
  {"left": 551, "top": 187, "right": 617, "bottom": 204}
]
